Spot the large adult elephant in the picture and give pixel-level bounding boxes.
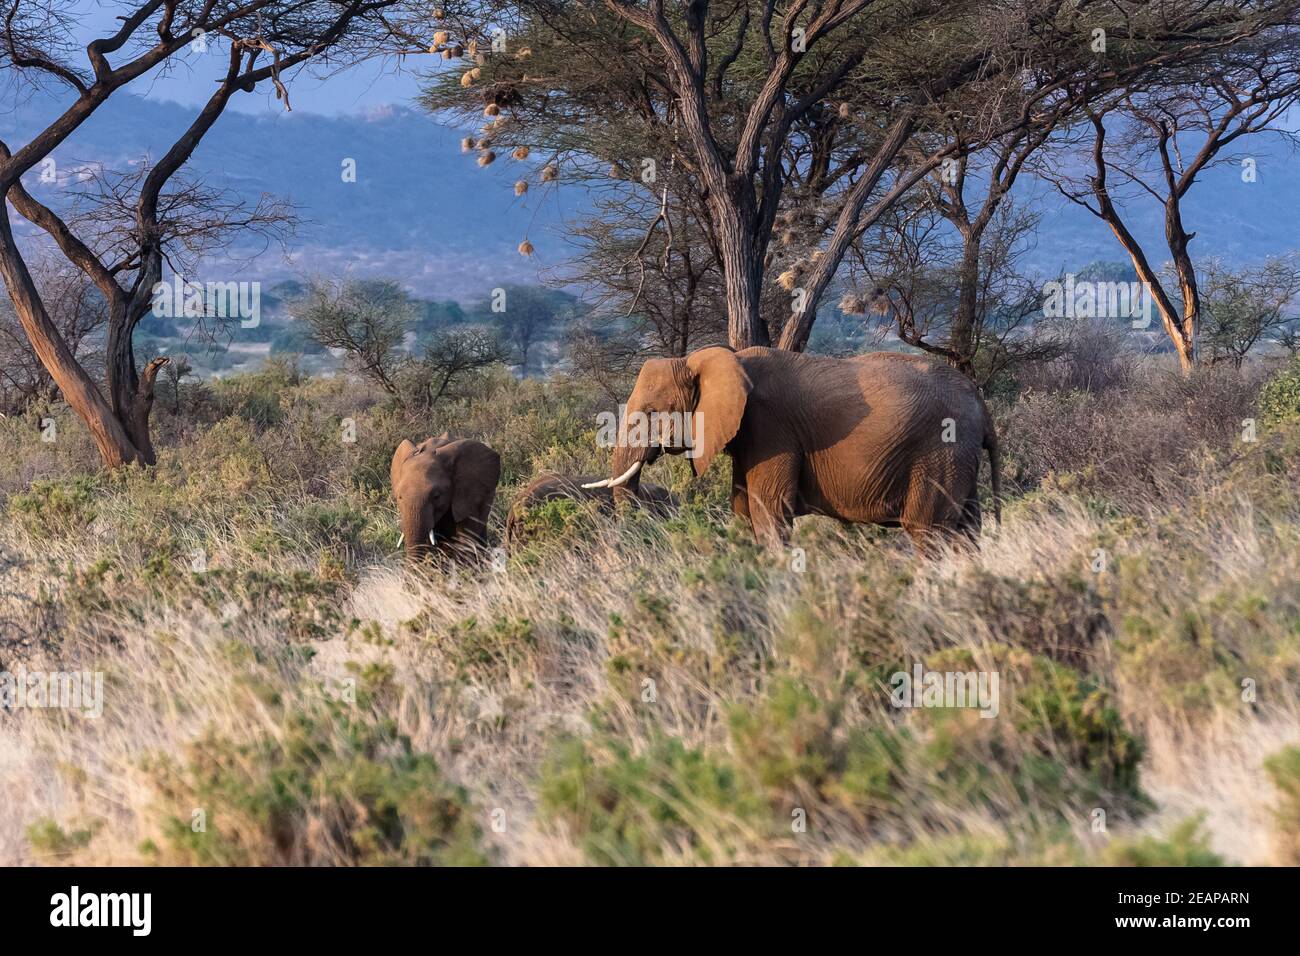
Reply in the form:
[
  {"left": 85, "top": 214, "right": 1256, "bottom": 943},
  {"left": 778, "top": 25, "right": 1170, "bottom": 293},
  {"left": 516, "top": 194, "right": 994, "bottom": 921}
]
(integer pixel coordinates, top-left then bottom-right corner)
[
  {"left": 585, "top": 347, "right": 1000, "bottom": 550},
  {"left": 390, "top": 432, "right": 501, "bottom": 562}
]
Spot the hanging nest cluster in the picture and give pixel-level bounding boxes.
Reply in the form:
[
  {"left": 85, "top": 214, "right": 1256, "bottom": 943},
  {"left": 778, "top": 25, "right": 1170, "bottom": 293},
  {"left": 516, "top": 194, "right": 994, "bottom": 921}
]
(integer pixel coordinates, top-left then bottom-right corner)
[
  {"left": 518, "top": 239, "right": 534, "bottom": 257},
  {"left": 429, "top": 29, "right": 464, "bottom": 59},
  {"left": 484, "top": 83, "right": 522, "bottom": 111},
  {"left": 839, "top": 288, "right": 891, "bottom": 317},
  {"left": 471, "top": 87, "right": 529, "bottom": 168},
  {"left": 774, "top": 204, "right": 821, "bottom": 248},
  {"left": 838, "top": 292, "right": 868, "bottom": 316}
]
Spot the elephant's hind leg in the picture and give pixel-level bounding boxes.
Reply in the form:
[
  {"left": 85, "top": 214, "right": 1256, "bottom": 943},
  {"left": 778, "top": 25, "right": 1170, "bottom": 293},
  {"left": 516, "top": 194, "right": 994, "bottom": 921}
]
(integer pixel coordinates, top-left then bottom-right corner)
[{"left": 955, "top": 493, "right": 982, "bottom": 548}]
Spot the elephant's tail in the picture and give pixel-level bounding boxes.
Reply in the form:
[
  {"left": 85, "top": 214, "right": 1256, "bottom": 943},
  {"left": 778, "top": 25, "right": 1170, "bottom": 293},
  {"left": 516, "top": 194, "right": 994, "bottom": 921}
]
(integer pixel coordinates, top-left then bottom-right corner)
[{"left": 984, "top": 422, "right": 1002, "bottom": 528}]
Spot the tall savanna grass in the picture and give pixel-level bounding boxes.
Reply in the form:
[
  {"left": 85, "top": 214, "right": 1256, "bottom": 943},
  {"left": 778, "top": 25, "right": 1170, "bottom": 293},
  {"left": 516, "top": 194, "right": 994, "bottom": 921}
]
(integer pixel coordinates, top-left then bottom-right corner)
[{"left": 3, "top": 352, "right": 1300, "bottom": 865}]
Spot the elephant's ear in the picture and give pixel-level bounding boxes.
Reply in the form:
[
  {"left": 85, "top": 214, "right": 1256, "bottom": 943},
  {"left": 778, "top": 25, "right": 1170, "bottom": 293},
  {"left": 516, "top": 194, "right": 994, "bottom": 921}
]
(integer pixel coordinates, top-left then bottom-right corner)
[
  {"left": 390, "top": 439, "right": 416, "bottom": 490},
  {"left": 447, "top": 440, "right": 503, "bottom": 523},
  {"left": 687, "top": 347, "right": 751, "bottom": 477}
]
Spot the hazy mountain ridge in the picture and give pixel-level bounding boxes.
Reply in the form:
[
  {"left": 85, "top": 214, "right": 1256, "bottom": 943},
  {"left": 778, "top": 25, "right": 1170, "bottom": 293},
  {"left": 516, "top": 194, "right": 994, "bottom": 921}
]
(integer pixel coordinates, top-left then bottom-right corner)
[
  {"left": 2, "top": 90, "right": 564, "bottom": 300},
  {"left": 3, "top": 89, "right": 1296, "bottom": 303}
]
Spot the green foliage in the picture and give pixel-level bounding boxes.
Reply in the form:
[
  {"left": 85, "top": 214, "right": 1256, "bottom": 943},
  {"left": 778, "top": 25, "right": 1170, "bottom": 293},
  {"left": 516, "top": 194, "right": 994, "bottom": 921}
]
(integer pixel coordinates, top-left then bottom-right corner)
[
  {"left": 141, "top": 692, "right": 487, "bottom": 866},
  {"left": 1101, "top": 817, "right": 1224, "bottom": 867},
  {"left": 1265, "top": 746, "right": 1300, "bottom": 865},
  {"left": 1259, "top": 355, "right": 1300, "bottom": 427},
  {"left": 26, "top": 818, "right": 102, "bottom": 860},
  {"left": 509, "top": 497, "right": 597, "bottom": 550},
  {"left": 405, "top": 613, "right": 539, "bottom": 682},
  {"left": 8, "top": 476, "right": 101, "bottom": 536},
  {"left": 539, "top": 735, "right": 766, "bottom": 865}
]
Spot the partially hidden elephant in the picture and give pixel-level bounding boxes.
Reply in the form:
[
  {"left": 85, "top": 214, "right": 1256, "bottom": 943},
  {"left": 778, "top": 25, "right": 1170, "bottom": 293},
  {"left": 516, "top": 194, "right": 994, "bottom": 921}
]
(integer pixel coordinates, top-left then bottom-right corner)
[
  {"left": 390, "top": 432, "right": 501, "bottom": 561},
  {"left": 503, "top": 473, "right": 677, "bottom": 549},
  {"left": 586, "top": 346, "right": 1000, "bottom": 550}
]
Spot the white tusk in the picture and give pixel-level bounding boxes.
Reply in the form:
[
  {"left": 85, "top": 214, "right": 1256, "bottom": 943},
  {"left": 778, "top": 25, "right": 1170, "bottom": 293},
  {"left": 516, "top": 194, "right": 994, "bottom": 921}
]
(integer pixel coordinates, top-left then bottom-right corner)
[
  {"left": 428, "top": 530, "right": 437, "bottom": 545},
  {"left": 581, "top": 478, "right": 610, "bottom": 489},
  {"left": 397, "top": 532, "right": 404, "bottom": 547},
  {"left": 606, "top": 460, "right": 643, "bottom": 489}
]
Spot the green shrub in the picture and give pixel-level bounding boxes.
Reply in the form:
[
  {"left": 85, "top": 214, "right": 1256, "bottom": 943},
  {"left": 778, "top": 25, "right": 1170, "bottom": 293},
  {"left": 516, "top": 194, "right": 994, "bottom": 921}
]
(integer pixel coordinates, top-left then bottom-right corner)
[
  {"left": 1101, "top": 817, "right": 1223, "bottom": 866},
  {"left": 1265, "top": 746, "right": 1300, "bottom": 865},
  {"left": 26, "top": 818, "right": 102, "bottom": 860},
  {"left": 509, "top": 497, "right": 597, "bottom": 549},
  {"left": 141, "top": 695, "right": 487, "bottom": 866},
  {"left": 1259, "top": 356, "right": 1300, "bottom": 427},
  {"left": 405, "top": 613, "right": 539, "bottom": 682},
  {"left": 538, "top": 735, "right": 766, "bottom": 865},
  {"left": 8, "top": 477, "right": 101, "bottom": 536}
]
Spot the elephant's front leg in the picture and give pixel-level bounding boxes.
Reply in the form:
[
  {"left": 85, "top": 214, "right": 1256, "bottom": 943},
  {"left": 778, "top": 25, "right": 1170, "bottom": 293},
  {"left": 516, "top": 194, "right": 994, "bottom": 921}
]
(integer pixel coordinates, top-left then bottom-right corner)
[
  {"left": 730, "top": 462, "right": 752, "bottom": 529},
  {"left": 743, "top": 456, "right": 799, "bottom": 551}
]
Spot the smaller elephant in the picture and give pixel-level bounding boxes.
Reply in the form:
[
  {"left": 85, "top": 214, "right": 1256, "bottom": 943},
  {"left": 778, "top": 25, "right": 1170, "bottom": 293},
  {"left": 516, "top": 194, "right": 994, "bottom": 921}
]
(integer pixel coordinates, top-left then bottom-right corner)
[
  {"left": 504, "top": 473, "right": 677, "bottom": 548},
  {"left": 391, "top": 432, "right": 501, "bottom": 562}
]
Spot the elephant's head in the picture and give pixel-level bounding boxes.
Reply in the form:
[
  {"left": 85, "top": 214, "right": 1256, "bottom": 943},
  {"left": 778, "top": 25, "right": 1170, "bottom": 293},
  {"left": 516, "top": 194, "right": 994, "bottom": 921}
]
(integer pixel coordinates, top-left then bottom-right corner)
[
  {"left": 588, "top": 347, "right": 751, "bottom": 496},
  {"left": 390, "top": 434, "right": 498, "bottom": 560}
]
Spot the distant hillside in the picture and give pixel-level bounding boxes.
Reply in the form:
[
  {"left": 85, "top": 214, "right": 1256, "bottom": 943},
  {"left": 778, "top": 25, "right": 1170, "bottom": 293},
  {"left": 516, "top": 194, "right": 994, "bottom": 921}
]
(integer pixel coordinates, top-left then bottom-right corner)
[
  {"left": 1, "top": 92, "right": 569, "bottom": 301},
  {"left": 4, "top": 88, "right": 1296, "bottom": 302}
]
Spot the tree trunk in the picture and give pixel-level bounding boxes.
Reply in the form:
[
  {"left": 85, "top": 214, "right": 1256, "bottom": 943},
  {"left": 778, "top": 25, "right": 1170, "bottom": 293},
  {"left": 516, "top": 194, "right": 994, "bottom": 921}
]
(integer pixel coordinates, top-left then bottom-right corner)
[
  {"left": 0, "top": 207, "right": 144, "bottom": 466},
  {"left": 712, "top": 185, "right": 769, "bottom": 350},
  {"left": 0, "top": 203, "right": 168, "bottom": 466},
  {"left": 1087, "top": 117, "right": 1196, "bottom": 376},
  {"left": 776, "top": 115, "right": 920, "bottom": 352},
  {"left": 1165, "top": 203, "right": 1199, "bottom": 376},
  {"left": 948, "top": 233, "right": 981, "bottom": 376}
]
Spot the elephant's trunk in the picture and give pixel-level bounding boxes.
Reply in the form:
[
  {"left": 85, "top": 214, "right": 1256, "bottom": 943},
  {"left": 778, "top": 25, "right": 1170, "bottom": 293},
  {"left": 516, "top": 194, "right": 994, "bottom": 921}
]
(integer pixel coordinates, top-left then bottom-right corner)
[
  {"left": 399, "top": 497, "right": 435, "bottom": 561},
  {"left": 605, "top": 440, "right": 662, "bottom": 506}
]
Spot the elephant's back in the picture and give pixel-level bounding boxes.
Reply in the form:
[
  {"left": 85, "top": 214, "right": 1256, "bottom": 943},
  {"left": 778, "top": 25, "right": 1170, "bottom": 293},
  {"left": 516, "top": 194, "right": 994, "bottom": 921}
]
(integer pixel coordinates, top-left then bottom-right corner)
[{"left": 512, "top": 474, "right": 610, "bottom": 508}]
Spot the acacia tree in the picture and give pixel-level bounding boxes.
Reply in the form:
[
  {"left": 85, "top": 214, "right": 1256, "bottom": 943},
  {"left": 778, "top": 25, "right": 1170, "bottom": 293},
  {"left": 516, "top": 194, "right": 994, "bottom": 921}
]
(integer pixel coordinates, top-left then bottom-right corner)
[
  {"left": 843, "top": 192, "right": 1051, "bottom": 385},
  {"left": 1199, "top": 254, "right": 1300, "bottom": 368},
  {"left": 302, "top": 277, "right": 506, "bottom": 409},
  {"left": 562, "top": 164, "right": 729, "bottom": 369},
  {"left": 420, "top": 0, "right": 1294, "bottom": 353},
  {"left": 914, "top": 125, "right": 1054, "bottom": 375},
  {"left": 0, "top": 255, "right": 107, "bottom": 415},
  {"left": 1048, "top": 28, "right": 1300, "bottom": 373},
  {"left": 0, "top": 0, "right": 402, "bottom": 467}
]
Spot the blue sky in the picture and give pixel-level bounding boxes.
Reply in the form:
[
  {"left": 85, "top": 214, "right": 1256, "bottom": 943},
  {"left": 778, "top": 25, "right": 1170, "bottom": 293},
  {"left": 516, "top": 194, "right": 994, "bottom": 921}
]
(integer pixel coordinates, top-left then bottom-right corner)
[{"left": 75, "top": 2, "right": 427, "bottom": 115}]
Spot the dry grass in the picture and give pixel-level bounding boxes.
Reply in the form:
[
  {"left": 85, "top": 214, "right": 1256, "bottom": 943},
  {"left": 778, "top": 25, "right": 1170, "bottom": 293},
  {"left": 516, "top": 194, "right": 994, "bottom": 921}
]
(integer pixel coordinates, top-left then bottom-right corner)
[{"left": 2, "top": 355, "right": 1299, "bottom": 865}]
